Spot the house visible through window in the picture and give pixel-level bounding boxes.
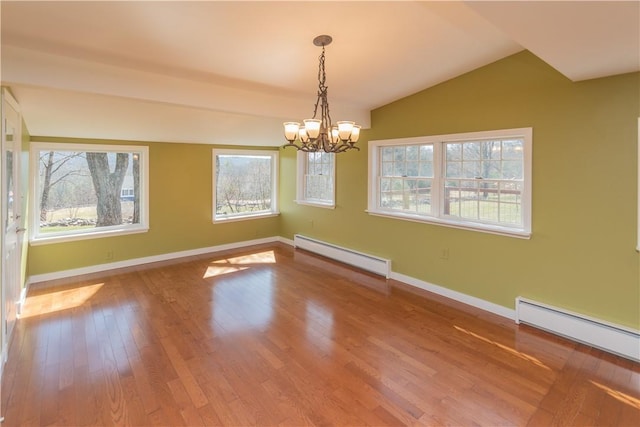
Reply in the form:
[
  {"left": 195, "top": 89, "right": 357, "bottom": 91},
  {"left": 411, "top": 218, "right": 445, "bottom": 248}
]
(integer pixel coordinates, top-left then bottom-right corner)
[
  {"left": 212, "top": 149, "right": 279, "bottom": 222},
  {"left": 120, "top": 188, "right": 135, "bottom": 201},
  {"left": 297, "top": 151, "right": 335, "bottom": 207},
  {"left": 30, "top": 142, "right": 149, "bottom": 243},
  {"left": 368, "top": 128, "right": 532, "bottom": 237}
]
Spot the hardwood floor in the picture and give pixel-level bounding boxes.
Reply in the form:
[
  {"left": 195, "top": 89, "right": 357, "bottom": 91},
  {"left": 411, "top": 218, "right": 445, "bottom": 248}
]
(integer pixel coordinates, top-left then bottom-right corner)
[{"left": 2, "top": 243, "right": 638, "bottom": 426}]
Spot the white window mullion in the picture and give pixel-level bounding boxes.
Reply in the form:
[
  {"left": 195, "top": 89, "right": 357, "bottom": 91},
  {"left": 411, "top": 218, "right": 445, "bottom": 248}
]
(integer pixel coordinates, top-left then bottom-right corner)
[
  {"left": 522, "top": 129, "right": 533, "bottom": 234},
  {"left": 367, "top": 145, "right": 379, "bottom": 212},
  {"left": 431, "top": 142, "right": 443, "bottom": 217}
]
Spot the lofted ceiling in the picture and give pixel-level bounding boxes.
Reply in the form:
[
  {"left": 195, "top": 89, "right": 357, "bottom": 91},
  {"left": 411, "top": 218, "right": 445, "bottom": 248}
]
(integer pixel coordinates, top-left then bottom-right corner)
[{"left": 1, "top": 0, "right": 638, "bottom": 147}]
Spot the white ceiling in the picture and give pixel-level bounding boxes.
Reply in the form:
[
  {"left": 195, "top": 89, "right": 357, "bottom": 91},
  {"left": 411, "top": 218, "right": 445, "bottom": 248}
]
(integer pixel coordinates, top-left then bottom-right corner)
[{"left": 1, "top": 0, "right": 638, "bottom": 146}]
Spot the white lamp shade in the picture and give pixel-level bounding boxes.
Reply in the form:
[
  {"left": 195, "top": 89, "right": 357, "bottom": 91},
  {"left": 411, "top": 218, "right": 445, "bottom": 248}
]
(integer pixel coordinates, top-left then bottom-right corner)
[
  {"left": 330, "top": 127, "right": 340, "bottom": 144},
  {"left": 284, "top": 122, "right": 300, "bottom": 141},
  {"left": 349, "top": 125, "right": 361, "bottom": 143},
  {"left": 337, "top": 121, "right": 355, "bottom": 141},
  {"left": 304, "top": 119, "right": 321, "bottom": 139},
  {"left": 299, "top": 127, "right": 309, "bottom": 143}
]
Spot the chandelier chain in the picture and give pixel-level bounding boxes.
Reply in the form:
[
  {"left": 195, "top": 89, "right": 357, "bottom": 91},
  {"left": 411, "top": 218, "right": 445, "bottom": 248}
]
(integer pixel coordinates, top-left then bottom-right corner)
[{"left": 312, "top": 46, "right": 331, "bottom": 128}]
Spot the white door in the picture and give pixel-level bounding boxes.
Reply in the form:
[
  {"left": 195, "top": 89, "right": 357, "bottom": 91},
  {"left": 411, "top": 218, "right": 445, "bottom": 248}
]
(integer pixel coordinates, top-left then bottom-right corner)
[{"left": 1, "top": 89, "right": 23, "bottom": 361}]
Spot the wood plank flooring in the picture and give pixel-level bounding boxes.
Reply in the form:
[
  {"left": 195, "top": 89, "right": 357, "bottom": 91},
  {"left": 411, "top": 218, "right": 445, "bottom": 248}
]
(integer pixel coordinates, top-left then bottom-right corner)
[{"left": 2, "top": 243, "right": 639, "bottom": 426}]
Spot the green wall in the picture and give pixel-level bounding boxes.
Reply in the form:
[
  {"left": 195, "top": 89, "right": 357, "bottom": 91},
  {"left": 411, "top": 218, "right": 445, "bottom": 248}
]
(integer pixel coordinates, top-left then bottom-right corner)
[
  {"left": 280, "top": 51, "right": 640, "bottom": 329},
  {"left": 25, "top": 51, "right": 640, "bottom": 330},
  {"left": 27, "top": 139, "right": 280, "bottom": 276}
]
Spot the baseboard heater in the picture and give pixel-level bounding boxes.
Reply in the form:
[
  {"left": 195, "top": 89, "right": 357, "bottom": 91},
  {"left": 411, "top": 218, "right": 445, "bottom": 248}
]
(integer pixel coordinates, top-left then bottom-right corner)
[
  {"left": 516, "top": 297, "right": 640, "bottom": 361},
  {"left": 293, "top": 234, "right": 391, "bottom": 278}
]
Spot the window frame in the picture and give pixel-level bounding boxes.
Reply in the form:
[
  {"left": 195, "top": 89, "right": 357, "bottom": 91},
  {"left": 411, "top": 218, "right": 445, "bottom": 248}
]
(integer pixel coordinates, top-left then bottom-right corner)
[
  {"left": 30, "top": 142, "right": 150, "bottom": 245},
  {"left": 296, "top": 151, "right": 336, "bottom": 208},
  {"left": 212, "top": 148, "right": 279, "bottom": 223},
  {"left": 368, "top": 128, "right": 532, "bottom": 238}
]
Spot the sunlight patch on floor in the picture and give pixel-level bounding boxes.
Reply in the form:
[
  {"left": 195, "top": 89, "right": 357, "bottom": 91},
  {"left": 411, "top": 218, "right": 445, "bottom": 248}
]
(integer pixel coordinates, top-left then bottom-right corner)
[
  {"left": 454, "top": 325, "right": 550, "bottom": 370},
  {"left": 203, "top": 250, "right": 275, "bottom": 278},
  {"left": 203, "top": 264, "right": 250, "bottom": 278},
  {"left": 20, "top": 282, "right": 104, "bottom": 318},
  {"left": 590, "top": 380, "right": 640, "bottom": 409}
]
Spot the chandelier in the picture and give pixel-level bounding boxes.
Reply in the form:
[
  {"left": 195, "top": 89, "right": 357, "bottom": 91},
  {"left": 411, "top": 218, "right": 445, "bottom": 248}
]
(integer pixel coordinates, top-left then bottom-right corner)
[{"left": 283, "top": 35, "right": 360, "bottom": 153}]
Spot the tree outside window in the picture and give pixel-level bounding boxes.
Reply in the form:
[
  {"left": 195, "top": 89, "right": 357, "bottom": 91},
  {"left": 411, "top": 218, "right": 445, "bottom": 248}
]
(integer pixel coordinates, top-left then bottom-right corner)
[{"left": 31, "top": 143, "right": 148, "bottom": 243}]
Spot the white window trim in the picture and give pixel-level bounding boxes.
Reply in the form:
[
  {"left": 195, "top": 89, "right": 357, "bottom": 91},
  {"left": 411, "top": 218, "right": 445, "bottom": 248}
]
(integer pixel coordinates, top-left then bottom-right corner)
[
  {"left": 368, "top": 128, "right": 532, "bottom": 239},
  {"left": 295, "top": 151, "right": 336, "bottom": 209},
  {"left": 30, "top": 142, "right": 150, "bottom": 245},
  {"left": 212, "top": 148, "right": 279, "bottom": 223}
]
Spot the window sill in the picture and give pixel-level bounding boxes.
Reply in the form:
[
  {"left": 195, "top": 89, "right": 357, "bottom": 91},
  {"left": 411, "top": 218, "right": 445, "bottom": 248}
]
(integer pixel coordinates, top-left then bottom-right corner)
[
  {"left": 366, "top": 210, "right": 531, "bottom": 239},
  {"left": 295, "top": 200, "right": 336, "bottom": 209},
  {"left": 30, "top": 226, "right": 149, "bottom": 246},
  {"left": 213, "top": 212, "right": 280, "bottom": 224}
]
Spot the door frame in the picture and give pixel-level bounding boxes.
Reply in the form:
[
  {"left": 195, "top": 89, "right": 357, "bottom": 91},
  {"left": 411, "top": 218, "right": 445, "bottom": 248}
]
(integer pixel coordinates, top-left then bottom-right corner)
[{"left": 1, "top": 88, "right": 23, "bottom": 374}]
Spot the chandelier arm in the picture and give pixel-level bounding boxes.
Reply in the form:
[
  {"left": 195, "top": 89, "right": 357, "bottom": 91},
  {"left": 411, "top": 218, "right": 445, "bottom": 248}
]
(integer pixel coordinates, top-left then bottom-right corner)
[
  {"left": 322, "top": 141, "right": 339, "bottom": 153},
  {"left": 334, "top": 144, "right": 349, "bottom": 153},
  {"left": 339, "top": 142, "right": 359, "bottom": 153}
]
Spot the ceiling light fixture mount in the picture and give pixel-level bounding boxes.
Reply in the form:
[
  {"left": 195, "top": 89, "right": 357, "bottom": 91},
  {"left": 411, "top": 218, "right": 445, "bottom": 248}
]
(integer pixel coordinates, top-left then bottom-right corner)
[{"left": 283, "top": 35, "right": 360, "bottom": 153}]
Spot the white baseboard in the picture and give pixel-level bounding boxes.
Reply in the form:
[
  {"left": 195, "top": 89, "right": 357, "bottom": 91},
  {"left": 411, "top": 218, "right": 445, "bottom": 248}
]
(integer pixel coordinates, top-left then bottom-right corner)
[
  {"left": 390, "top": 271, "right": 516, "bottom": 320},
  {"left": 27, "top": 236, "right": 282, "bottom": 285},
  {"left": 277, "top": 236, "right": 295, "bottom": 247},
  {"left": 17, "top": 285, "right": 28, "bottom": 317},
  {"left": 391, "top": 274, "right": 640, "bottom": 361},
  {"left": 293, "top": 234, "right": 391, "bottom": 278},
  {"left": 516, "top": 297, "right": 640, "bottom": 362}
]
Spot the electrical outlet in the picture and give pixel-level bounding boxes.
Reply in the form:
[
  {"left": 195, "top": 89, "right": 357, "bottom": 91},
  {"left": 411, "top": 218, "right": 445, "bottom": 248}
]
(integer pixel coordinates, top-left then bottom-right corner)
[
  {"left": 106, "top": 250, "right": 114, "bottom": 260},
  {"left": 440, "top": 248, "right": 449, "bottom": 260}
]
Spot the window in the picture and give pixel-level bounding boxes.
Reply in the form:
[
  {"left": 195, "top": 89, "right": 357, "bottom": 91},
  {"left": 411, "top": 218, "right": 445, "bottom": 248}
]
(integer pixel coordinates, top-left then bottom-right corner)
[
  {"left": 121, "top": 188, "right": 134, "bottom": 200},
  {"left": 368, "top": 128, "right": 532, "bottom": 237},
  {"left": 297, "top": 151, "right": 335, "bottom": 207},
  {"left": 212, "top": 149, "right": 279, "bottom": 222},
  {"left": 31, "top": 143, "right": 149, "bottom": 244}
]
